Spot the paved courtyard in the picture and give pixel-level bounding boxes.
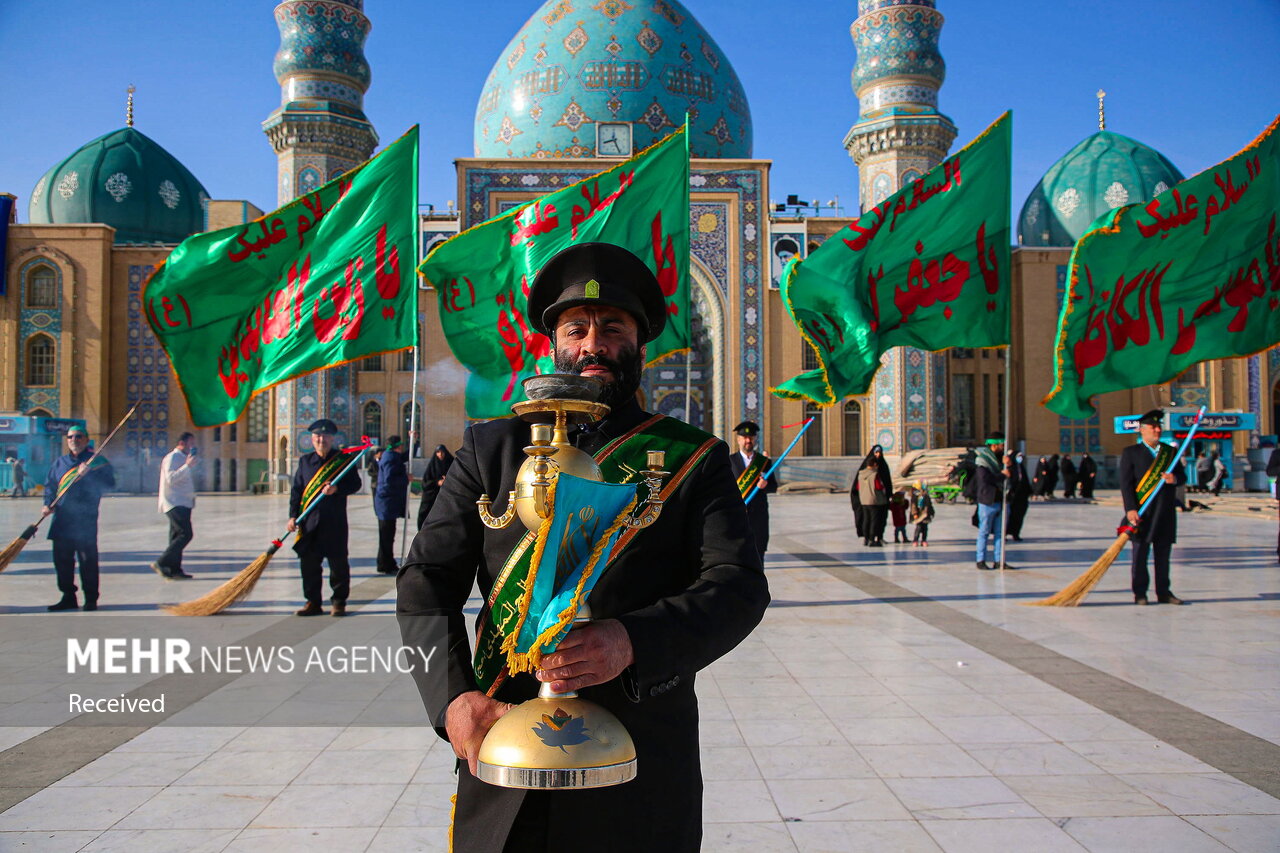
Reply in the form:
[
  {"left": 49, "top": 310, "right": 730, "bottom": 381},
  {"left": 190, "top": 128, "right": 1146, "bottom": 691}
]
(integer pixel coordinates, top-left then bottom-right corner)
[{"left": 0, "top": 490, "right": 1277, "bottom": 852}]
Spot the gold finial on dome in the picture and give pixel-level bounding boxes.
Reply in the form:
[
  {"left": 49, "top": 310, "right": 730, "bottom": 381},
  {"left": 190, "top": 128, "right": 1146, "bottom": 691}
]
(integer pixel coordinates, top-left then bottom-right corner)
[
  {"left": 1096, "top": 88, "right": 1106, "bottom": 131},
  {"left": 126, "top": 85, "right": 136, "bottom": 127}
]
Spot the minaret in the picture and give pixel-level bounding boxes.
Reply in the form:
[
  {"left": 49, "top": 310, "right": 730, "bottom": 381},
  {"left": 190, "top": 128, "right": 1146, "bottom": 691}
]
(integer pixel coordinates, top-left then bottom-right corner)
[
  {"left": 263, "top": 0, "right": 378, "bottom": 466},
  {"left": 843, "top": 0, "right": 957, "bottom": 453}
]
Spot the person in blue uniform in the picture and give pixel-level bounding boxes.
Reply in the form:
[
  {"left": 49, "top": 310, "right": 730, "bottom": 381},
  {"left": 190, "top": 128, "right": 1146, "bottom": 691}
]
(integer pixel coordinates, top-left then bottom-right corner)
[
  {"left": 43, "top": 425, "right": 115, "bottom": 611},
  {"left": 728, "top": 420, "right": 778, "bottom": 561},
  {"left": 374, "top": 435, "right": 409, "bottom": 575},
  {"left": 1118, "top": 409, "right": 1187, "bottom": 605},
  {"left": 288, "top": 419, "right": 362, "bottom": 616}
]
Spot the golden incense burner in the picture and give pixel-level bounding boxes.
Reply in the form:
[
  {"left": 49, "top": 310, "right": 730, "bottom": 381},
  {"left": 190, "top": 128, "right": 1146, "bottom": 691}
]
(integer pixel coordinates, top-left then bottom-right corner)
[{"left": 474, "top": 374, "right": 669, "bottom": 789}]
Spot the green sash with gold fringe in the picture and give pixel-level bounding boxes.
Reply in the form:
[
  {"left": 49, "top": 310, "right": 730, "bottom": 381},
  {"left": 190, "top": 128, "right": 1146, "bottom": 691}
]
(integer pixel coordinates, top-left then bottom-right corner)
[
  {"left": 473, "top": 415, "right": 719, "bottom": 695},
  {"left": 1134, "top": 442, "right": 1177, "bottom": 508}
]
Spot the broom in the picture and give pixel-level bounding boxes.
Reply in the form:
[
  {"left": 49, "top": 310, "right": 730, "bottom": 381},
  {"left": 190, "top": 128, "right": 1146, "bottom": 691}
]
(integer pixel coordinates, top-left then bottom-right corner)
[
  {"left": 165, "top": 437, "right": 372, "bottom": 616},
  {"left": 1025, "top": 406, "right": 1206, "bottom": 607},
  {"left": 0, "top": 404, "right": 139, "bottom": 573}
]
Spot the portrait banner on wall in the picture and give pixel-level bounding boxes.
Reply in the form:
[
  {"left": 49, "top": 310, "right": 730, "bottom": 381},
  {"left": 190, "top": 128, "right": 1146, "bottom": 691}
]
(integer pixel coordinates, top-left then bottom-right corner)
[
  {"left": 770, "top": 229, "right": 804, "bottom": 289},
  {"left": 1044, "top": 115, "right": 1280, "bottom": 418},
  {"left": 419, "top": 125, "right": 690, "bottom": 420},
  {"left": 773, "top": 112, "right": 1013, "bottom": 405},
  {"left": 143, "top": 127, "right": 420, "bottom": 428}
]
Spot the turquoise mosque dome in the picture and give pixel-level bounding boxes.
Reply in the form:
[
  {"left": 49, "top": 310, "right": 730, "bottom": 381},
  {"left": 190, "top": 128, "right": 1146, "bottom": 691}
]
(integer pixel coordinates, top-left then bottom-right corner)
[
  {"left": 28, "top": 127, "right": 209, "bottom": 245},
  {"left": 474, "top": 0, "right": 752, "bottom": 159},
  {"left": 1018, "top": 130, "right": 1184, "bottom": 248}
]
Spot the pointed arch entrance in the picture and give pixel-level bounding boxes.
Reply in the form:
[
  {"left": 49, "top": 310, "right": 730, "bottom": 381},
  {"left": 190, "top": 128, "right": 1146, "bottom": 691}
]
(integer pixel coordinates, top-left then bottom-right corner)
[{"left": 646, "top": 259, "right": 725, "bottom": 436}]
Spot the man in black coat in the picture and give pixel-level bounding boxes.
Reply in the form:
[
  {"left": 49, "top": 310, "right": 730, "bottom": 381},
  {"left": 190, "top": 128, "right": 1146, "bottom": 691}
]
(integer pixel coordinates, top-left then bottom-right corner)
[
  {"left": 288, "top": 419, "right": 362, "bottom": 616},
  {"left": 728, "top": 420, "right": 778, "bottom": 562},
  {"left": 1005, "top": 449, "right": 1031, "bottom": 541},
  {"left": 374, "top": 436, "right": 409, "bottom": 575},
  {"left": 397, "top": 243, "right": 769, "bottom": 853},
  {"left": 43, "top": 425, "right": 115, "bottom": 611},
  {"left": 1118, "top": 409, "right": 1187, "bottom": 605}
]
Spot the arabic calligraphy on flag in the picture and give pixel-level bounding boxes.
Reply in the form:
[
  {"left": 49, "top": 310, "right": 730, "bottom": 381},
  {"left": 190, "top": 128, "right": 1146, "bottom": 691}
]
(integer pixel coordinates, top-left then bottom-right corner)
[
  {"left": 1043, "top": 115, "right": 1280, "bottom": 418},
  {"left": 143, "top": 127, "right": 419, "bottom": 427},
  {"left": 421, "top": 125, "right": 690, "bottom": 419},
  {"left": 773, "top": 113, "right": 1012, "bottom": 405}
]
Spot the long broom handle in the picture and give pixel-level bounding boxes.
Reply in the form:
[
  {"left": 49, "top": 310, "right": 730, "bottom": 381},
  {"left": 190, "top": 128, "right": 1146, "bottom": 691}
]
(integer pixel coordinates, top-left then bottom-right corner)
[
  {"left": 274, "top": 437, "right": 373, "bottom": 545},
  {"left": 1127, "top": 406, "right": 1206, "bottom": 529},
  {"left": 744, "top": 418, "right": 815, "bottom": 506},
  {"left": 40, "top": 402, "right": 140, "bottom": 517}
]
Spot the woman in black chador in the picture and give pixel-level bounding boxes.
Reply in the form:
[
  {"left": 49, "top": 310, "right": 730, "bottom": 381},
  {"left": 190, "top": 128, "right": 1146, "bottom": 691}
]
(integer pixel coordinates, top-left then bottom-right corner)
[
  {"left": 853, "top": 445, "right": 893, "bottom": 546},
  {"left": 416, "top": 444, "right": 455, "bottom": 531}
]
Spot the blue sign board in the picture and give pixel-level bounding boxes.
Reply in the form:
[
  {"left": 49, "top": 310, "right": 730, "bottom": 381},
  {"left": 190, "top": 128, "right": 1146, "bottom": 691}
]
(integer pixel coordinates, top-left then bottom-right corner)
[{"left": 1113, "top": 412, "right": 1256, "bottom": 434}]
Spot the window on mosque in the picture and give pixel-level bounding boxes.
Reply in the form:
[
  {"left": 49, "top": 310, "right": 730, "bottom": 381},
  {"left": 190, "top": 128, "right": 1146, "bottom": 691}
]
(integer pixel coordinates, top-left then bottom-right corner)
[
  {"left": 359, "top": 354, "right": 384, "bottom": 371},
  {"left": 25, "top": 264, "right": 57, "bottom": 309},
  {"left": 25, "top": 335, "right": 55, "bottom": 386},
  {"left": 229, "top": 458, "right": 238, "bottom": 492},
  {"left": 399, "top": 348, "right": 417, "bottom": 371},
  {"left": 842, "top": 400, "right": 862, "bottom": 457},
  {"left": 802, "top": 342, "right": 820, "bottom": 372},
  {"left": 951, "top": 374, "right": 975, "bottom": 444},
  {"left": 246, "top": 395, "right": 269, "bottom": 443},
  {"left": 803, "top": 403, "right": 824, "bottom": 456},
  {"left": 363, "top": 401, "right": 382, "bottom": 443}
]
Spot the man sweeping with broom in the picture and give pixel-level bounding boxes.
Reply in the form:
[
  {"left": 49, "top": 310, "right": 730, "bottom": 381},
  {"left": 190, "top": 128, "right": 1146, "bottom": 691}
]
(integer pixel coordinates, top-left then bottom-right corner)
[
  {"left": 1119, "top": 409, "right": 1186, "bottom": 606},
  {"left": 43, "top": 426, "right": 116, "bottom": 611},
  {"left": 288, "top": 418, "right": 363, "bottom": 617}
]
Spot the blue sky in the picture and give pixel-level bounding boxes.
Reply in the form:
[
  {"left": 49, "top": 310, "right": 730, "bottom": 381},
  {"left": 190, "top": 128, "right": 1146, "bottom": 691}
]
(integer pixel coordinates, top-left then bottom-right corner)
[{"left": 1, "top": 0, "right": 1277, "bottom": 220}]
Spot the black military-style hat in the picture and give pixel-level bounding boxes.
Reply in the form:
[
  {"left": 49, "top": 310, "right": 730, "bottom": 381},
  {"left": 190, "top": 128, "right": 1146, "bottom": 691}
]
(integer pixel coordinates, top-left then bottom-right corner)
[
  {"left": 734, "top": 421, "right": 760, "bottom": 437},
  {"left": 308, "top": 418, "right": 338, "bottom": 435},
  {"left": 1136, "top": 409, "right": 1164, "bottom": 427},
  {"left": 527, "top": 242, "right": 668, "bottom": 343}
]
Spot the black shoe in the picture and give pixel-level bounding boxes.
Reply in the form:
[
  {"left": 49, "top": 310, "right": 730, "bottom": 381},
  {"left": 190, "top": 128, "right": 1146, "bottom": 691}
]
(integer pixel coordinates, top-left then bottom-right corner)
[
  {"left": 1157, "top": 594, "right": 1185, "bottom": 605},
  {"left": 1011, "top": 535, "right": 1023, "bottom": 542},
  {"left": 150, "top": 561, "right": 174, "bottom": 579},
  {"left": 377, "top": 566, "right": 398, "bottom": 575},
  {"left": 976, "top": 561, "right": 993, "bottom": 571},
  {"left": 169, "top": 569, "right": 193, "bottom": 579},
  {"left": 1135, "top": 595, "right": 1149, "bottom": 605},
  {"left": 999, "top": 563, "right": 1018, "bottom": 570},
  {"left": 332, "top": 600, "right": 347, "bottom": 617},
  {"left": 48, "top": 595, "right": 78, "bottom": 611},
  {"left": 82, "top": 600, "right": 98, "bottom": 611},
  {"left": 295, "top": 601, "right": 325, "bottom": 616}
]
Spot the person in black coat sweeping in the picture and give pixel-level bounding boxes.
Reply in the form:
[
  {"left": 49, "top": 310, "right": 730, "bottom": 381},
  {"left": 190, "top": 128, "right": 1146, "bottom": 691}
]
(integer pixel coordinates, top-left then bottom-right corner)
[
  {"left": 728, "top": 420, "right": 778, "bottom": 562},
  {"left": 43, "top": 425, "right": 115, "bottom": 611},
  {"left": 416, "top": 444, "right": 454, "bottom": 531},
  {"left": 288, "top": 419, "right": 362, "bottom": 616},
  {"left": 397, "top": 243, "right": 768, "bottom": 853},
  {"left": 1118, "top": 409, "right": 1187, "bottom": 605}
]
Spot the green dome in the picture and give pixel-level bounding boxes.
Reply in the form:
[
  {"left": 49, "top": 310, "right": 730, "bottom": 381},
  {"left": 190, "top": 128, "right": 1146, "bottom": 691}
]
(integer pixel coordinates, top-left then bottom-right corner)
[
  {"left": 1018, "top": 130, "right": 1184, "bottom": 247},
  {"left": 28, "top": 127, "right": 209, "bottom": 244}
]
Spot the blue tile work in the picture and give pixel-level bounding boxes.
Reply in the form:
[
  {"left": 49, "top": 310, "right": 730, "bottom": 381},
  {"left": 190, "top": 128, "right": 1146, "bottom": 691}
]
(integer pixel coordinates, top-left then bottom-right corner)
[
  {"left": 463, "top": 162, "right": 765, "bottom": 426},
  {"left": 689, "top": 201, "right": 728, "bottom": 295},
  {"left": 474, "top": 0, "right": 752, "bottom": 160},
  {"left": 17, "top": 257, "right": 62, "bottom": 416},
  {"left": 126, "top": 265, "right": 170, "bottom": 458}
]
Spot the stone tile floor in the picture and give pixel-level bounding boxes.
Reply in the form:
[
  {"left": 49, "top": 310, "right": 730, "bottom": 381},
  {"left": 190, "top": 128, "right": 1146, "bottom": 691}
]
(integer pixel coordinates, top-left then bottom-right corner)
[{"left": 0, "top": 491, "right": 1276, "bottom": 851}]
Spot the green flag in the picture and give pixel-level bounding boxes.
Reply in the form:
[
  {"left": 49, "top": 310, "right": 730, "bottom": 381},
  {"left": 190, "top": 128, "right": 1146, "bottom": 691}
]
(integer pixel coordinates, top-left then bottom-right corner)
[
  {"left": 1044, "top": 116, "right": 1280, "bottom": 418},
  {"left": 144, "top": 127, "right": 419, "bottom": 427},
  {"left": 773, "top": 113, "right": 1012, "bottom": 405},
  {"left": 421, "top": 126, "right": 690, "bottom": 419}
]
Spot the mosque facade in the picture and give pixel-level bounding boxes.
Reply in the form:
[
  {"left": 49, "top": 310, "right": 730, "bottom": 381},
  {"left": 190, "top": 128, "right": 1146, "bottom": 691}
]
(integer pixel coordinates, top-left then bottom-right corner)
[{"left": 0, "top": 0, "right": 1271, "bottom": 495}]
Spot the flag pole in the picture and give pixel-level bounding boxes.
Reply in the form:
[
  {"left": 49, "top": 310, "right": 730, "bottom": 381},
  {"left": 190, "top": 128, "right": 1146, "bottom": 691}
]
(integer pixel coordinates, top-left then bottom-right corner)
[
  {"left": 997, "top": 344, "right": 1013, "bottom": 570},
  {"left": 684, "top": 349, "right": 693, "bottom": 424},
  {"left": 401, "top": 345, "right": 420, "bottom": 562},
  {"left": 745, "top": 418, "right": 814, "bottom": 506}
]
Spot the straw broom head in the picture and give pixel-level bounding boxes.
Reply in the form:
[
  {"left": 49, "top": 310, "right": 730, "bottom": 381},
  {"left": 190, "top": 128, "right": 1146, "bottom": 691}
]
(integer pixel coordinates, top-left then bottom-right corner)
[
  {"left": 1024, "top": 531, "right": 1130, "bottom": 607},
  {"left": 0, "top": 525, "right": 40, "bottom": 574},
  {"left": 164, "top": 541, "right": 281, "bottom": 616}
]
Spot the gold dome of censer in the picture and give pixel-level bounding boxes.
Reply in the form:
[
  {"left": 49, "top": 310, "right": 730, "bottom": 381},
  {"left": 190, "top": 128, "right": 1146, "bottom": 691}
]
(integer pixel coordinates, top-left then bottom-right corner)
[{"left": 475, "top": 374, "right": 669, "bottom": 789}]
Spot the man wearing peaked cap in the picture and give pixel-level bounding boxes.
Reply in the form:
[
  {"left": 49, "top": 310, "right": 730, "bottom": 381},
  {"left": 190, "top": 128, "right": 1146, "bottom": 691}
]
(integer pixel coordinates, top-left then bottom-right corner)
[
  {"left": 1118, "top": 408, "right": 1187, "bottom": 605},
  {"left": 287, "top": 418, "right": 362, "bottom": 616},
  {"left": 729, "top": 420, "right": 778, "bottom": 562},
  {"left": 399, "top": 243, "right": 769, "bottom": 852},
  {"left": 43, "top": 425, "right": 115, "bottom": 611}
]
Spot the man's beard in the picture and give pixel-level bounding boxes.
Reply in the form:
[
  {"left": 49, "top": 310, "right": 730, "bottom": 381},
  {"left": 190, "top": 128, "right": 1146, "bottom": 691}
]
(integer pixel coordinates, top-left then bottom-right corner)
[{"left": 554, "top": 344, "right": 644, "bottom": 410}]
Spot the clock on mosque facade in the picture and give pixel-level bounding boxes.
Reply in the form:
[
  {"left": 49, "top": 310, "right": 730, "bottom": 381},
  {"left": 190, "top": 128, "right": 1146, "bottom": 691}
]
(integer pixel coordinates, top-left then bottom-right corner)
[{"left": 595, "top": 122, "right": 633, "bottom": 158}]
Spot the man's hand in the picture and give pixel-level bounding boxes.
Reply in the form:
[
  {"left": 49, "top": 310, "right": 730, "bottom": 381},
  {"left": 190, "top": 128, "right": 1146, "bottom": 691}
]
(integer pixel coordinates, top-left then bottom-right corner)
[
  {"left": 321, "top": 482, "right": 338, "bottom": 495},
  {"left": 535, "top": 619, "right": 634, "bottom": 694},
  {"left": 40, "top": 505, "right": 53, "bottom": 517},
  {"left": 1126, "top": 509, "right": 1140, "bottom": 525},
  {"left": 756, "top": 476, "right": 768, "bottom": 490},
  {"left": 76, "top": 462, "right": 90, "bottom": 477},
  {"left": 286, "top": 517, "right": 297, "bottom": 532},
  {"left": 1162, "top": 472, "right": 1176, "bottom": 484},
  {"left": 446, "top": 691, "right": 514, "bottom": 777}
]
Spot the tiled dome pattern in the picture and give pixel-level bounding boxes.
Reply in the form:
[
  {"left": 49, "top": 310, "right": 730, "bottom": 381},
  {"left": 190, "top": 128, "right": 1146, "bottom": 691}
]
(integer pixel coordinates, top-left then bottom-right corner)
[
  {"left": 1018, "top": 130, "right": 1185, "bottom": 247},
  {"left": 28, "top": 127, "right": 209, "bottom": 245},
  {"left": 852, "top": 0, "right": 946, "bottom": 114},
  {"left": 475, "top": 0, "right": 752, "bottom": 159}
]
